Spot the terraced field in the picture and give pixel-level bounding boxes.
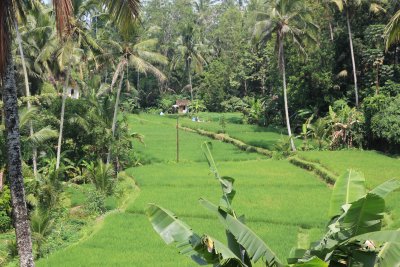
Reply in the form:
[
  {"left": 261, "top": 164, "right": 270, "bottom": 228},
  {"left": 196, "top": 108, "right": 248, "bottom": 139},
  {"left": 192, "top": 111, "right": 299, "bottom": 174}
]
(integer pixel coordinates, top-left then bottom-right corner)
[{"left": 37, "top": 113, "right": 399, "bottom": 266}]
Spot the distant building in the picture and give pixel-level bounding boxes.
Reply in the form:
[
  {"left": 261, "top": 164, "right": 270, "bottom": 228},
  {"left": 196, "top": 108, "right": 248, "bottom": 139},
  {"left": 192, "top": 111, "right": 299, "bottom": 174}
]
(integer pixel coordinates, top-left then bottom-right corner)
[
  {"left": 174, "top": 99, "right": 190, "bottom": 114},
  {"left": 67, "top": 87, "right": 80, "bottom": 99}
]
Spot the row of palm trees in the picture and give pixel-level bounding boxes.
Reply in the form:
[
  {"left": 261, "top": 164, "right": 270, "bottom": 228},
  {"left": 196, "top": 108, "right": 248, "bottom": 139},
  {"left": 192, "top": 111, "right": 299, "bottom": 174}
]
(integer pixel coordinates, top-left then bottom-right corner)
[{"left": 0, "top": 0, "right": 145, "bottom": 266}]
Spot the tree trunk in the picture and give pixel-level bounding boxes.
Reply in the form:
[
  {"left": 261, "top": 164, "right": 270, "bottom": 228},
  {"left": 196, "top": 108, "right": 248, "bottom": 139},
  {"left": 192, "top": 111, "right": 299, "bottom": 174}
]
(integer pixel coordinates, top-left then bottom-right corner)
[
  {"left": 280, "top": 43, "right": 296, "bottom": 152},
  {"left": 3, "top": 49, "right": 35, "bottom": 267},
  {"left": 187, "top": 57, "right": 193, "bottom": 103},
  {"left": 56, "top": 65, "right": 71, "bottom": 170},
  {"left": 14, "top": 21, "right": 38, "bottom": 178},
  {"left": 375, "top": 65, "right": 380, "bottom": 95},
  {"left": 137, "top": 69, "right": 140, "bottom": 91},
  {"left": 346, "top": 11, "right": 359, "bottom": 107},
  {"left": 329, "top": 22, "right": 334, "bottom": 41},
  {"left": 189, "top": 69, "right": 193, "bottom": 103},
  {"left": 107, "top": 71, "right": 125, "bottom": 165}
]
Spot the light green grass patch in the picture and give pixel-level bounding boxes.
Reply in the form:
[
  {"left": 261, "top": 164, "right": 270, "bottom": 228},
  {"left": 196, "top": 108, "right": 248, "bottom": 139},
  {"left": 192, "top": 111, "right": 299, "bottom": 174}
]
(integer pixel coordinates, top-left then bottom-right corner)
[{"left": 128, "top": 114, "right": 262, "bottom": 164}]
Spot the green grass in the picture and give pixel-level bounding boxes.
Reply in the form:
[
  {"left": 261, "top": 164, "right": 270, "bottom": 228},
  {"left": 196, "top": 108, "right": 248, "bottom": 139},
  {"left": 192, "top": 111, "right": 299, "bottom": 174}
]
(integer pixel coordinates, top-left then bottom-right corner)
[{"left": 128, "top": 114, "right": 263, "bottom": 164}]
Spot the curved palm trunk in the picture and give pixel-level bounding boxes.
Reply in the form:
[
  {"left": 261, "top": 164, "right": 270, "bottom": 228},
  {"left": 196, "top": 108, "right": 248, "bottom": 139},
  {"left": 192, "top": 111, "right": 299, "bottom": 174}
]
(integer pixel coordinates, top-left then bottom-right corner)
[
  {"left": 56, "top": 65, "right": 71, "bottom": 170},
  {"left": 107, "top": 71, "right": 125, "bottom": 165},
  {"left": 280, "top": 43, "right": 296, "bottom": 152},
  {"left": 3, "top": 49, "right": 35, "bottom": 267},
  {"left": 346, "top": 11, "right": 359, "bottom": 107},
  {"left": 15, "top": 21, "right": 38, "bottom": 178}
]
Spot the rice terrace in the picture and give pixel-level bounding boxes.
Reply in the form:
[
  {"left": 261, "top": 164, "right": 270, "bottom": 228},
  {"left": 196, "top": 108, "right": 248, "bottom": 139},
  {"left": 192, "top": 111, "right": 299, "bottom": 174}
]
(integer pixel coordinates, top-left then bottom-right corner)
[{"left": 1, "top": 0, "right": 400, "bottom": 267}]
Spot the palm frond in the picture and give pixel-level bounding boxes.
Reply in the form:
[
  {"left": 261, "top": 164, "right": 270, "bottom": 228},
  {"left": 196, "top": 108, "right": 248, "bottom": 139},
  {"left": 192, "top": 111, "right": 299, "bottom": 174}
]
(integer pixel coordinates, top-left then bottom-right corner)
[
  {"left": 102, "top": 0, "right": 140, "bottom": 35},
  {"left": 136, "top": 50, "right": 168, "bottom": 65},
  {"left": 385, "top": 9, "right": 400, "bottom": 50},
  {"left": 28, "top": 126, "right": 58, "bottom": 146},
  {"left": 129, "top": 55, "right": 166, "bottom": 82},
  {"left": 19, "top": 106, "right": 38, "bottom": 128},
  {"left": 331, "top": 0, "right": 344, "bottom": 12}
]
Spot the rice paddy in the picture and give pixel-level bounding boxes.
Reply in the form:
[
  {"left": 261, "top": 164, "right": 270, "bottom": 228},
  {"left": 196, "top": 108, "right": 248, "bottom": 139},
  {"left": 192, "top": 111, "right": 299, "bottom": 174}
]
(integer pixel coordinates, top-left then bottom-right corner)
[{"left": 36, "top": 113, "right": 399, "bottom": 266}]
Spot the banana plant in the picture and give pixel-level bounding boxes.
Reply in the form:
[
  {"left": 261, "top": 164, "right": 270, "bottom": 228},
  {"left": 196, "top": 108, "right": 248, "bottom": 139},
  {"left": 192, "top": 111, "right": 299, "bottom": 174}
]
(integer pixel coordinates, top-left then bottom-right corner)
[{"left": 289, "top": 170, "right": 400, "bottom": 266}]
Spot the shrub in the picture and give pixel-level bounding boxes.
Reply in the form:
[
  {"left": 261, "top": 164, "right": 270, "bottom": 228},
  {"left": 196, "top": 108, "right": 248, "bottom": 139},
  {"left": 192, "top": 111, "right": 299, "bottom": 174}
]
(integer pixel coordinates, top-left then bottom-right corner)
[
  {"left": 371, "top": 95, "right": 400, "bottom": 145},
  {"left": 84, "top": 190, "right": 106, "bottom": 215},
  {"left": 220, "top": 97, "right": 247, "bottom": 112},
  {"left": 0, "top": 211, "right": 12, "bottom": 233}
]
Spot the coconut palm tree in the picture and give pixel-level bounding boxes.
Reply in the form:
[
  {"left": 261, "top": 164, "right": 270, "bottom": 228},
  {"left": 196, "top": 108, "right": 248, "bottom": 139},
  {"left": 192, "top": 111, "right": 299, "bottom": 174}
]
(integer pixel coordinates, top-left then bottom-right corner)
[
  {"left": 98, "top": 35, "right": 167, "bottom": 164},
  {"left": 253, "top": 0, "right": 317, "bottom": 152},
  {"left": 173, "top": 24, "right": 208, "bottom": 102},
  {"left": 385, "top": 9, "right": 400, "bottom": 49},
  {"left": 0, "top": 1, "right": 140, "bottom": 265},
  {"left": 331, "top": 0, "right": 385, "bottom": 107}
]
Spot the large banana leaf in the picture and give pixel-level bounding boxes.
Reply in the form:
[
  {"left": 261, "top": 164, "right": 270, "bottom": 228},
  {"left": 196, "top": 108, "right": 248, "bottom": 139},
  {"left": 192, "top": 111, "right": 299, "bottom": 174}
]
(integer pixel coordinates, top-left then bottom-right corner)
[
  {"left": 347, "top": 230, "right": 400, "bottom": 243},
  {"left": 376, "top": 231, "right": 400, "bottom": 267},
  {"left": 146, "top": 204, "right": 245, "bottom": 266},
  {"left": 202, "top": 142, "right": 236, "bottom": 212},
  {"left": 329, "top": 169, "right": 366, "bottom": 218},
  {"left": 199, "top": 198, "right": 284, "bottom": 267},
  {"left": 370, "top": 179, "right": 400, "bottom": 199},
  {"left": 341, "top": 193, "right": 385, "bottom": 238}
]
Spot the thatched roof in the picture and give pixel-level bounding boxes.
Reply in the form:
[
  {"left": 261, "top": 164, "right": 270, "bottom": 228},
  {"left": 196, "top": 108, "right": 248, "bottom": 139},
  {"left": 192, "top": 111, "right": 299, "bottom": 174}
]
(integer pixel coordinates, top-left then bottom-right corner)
[{"left": 176, "top": 99, "right": 190, "bottom": 106}]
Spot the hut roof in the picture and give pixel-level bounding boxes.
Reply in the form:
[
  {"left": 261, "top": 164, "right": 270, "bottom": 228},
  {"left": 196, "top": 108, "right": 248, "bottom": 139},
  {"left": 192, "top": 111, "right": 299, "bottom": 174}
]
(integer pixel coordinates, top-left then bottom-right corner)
[{"left": 176, "top": 99, "right": 190, "bottom": 106}]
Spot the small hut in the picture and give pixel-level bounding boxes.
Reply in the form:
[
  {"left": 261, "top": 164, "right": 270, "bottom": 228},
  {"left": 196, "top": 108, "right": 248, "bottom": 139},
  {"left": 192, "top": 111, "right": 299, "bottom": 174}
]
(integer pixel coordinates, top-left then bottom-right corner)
[{"left": 174, "top": 99, "right": 190, "bottom": 114}]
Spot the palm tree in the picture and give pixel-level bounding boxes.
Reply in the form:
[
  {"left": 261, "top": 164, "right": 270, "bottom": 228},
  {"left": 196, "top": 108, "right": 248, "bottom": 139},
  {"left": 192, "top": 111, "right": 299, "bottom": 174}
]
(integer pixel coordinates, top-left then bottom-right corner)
[
  {"left": 331, "top": 0, "right": 385, "bottom": 107},
  {"left": 99, "top": 35, "right": 167, "bottom": 164},
  {"left": 0, "top": 1, "right": 140, "bottom": 265},
  {"left": 253, "top": 0, "right": 317, "bottom": 152},
  {"left": 173, "top": 24, "right": 207, "bottom": 102},
  {"left": 385, "top": 9, "right": 400, "bottom": 50}
]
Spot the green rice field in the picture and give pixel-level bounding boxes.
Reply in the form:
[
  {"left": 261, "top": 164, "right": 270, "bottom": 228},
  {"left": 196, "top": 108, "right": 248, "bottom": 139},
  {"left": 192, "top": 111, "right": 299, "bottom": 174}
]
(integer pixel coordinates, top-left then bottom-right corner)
[{"left": 36, "top": 113, "right": 400, "bottom": 266}]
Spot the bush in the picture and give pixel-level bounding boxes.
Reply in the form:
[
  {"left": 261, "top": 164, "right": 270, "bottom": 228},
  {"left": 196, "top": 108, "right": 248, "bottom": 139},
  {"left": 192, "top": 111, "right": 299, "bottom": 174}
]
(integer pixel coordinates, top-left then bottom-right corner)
[
  {"left": 84, "top": 190, "right": 106, "bottom": 215},
  {"left": 220, "top": 97, "right": 247, "bottom": 112},
  {"left": 371, "top": 95, "right": 400, "bottom": 145},
  {"left": 0, "top": 211, "right": 12, "bottom": 233},
  {"left": 0, "top": 186, "right": 12, "bottom": 232}
]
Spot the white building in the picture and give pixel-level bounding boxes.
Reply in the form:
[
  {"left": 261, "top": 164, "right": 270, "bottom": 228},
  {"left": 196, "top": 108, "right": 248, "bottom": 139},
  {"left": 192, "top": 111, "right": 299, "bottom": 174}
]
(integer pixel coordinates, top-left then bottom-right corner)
[{"left": 67, "top": 87, "right": 80, "bottom": 99}]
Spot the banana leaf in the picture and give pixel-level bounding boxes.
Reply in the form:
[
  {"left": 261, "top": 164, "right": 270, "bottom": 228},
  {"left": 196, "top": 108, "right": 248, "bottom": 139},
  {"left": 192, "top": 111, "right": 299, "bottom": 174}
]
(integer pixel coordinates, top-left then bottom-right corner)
[
  {"left": 340, "top": 193, "right": 384, "bottom": 238},
  {"left": 199, "top": 198, "right": 284, "bottom": 267},
  {"left": 370, "top": 179, "right": 400, "bottom": 199},
  {"left": 329, "top": 169, "right": 366, "bottom": 218},
  {"left": 146, "top": 204, "right": 245, "bottom": 266}
]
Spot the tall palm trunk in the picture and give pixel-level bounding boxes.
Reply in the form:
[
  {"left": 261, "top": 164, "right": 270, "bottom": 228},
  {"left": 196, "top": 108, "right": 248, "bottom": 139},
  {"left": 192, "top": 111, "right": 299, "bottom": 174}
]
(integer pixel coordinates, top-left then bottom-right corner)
[
  {"left": 189, "top": 70, "right": 193, "bottom": 102},
  {"left": 279, "top": 42, "right": 296, "bottom": 152},
  {"left": 3, "top": 49, "right": 35, "bottom": 267},
  {"left": 107, "top": 71, "right": 125, "bottom": 165},
  {"left": 15, "top": 21, "right": 38, "bottom": 178},
  {"left": 346, "top": 11, "right": 359, "bottom": 107},
  {"left": 187, "top": 57, "right": 193, "bottom": 102},
  {"left": 56, "top": 65, "right": 71, "bottom": 170}
]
